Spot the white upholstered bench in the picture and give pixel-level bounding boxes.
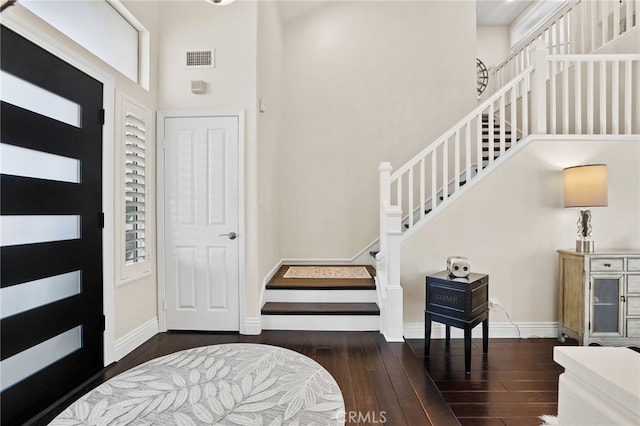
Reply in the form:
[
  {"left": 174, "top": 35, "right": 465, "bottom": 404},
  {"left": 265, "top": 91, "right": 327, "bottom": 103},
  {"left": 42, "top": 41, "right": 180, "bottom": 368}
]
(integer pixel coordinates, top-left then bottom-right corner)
[{"left": 554, "top": 346, "right": 640, "bottom": 426}]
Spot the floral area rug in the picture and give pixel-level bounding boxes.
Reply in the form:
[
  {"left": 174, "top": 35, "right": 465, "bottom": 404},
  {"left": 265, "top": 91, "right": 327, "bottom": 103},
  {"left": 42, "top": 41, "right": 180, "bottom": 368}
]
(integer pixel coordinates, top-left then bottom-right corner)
[
  {"left": 283, "top": 266, "right": 371, "bottom": 279},
  {"left": 51, "top": 343, "right": 345, "bottom": 425}
]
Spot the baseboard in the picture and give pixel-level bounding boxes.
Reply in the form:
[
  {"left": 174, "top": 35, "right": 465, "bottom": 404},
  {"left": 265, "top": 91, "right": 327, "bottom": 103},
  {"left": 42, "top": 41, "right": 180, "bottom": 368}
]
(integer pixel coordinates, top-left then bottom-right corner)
[
  {"left": 113, "top": 317, "right": 159, "bottom": 361},
  {"left": 279, "top": 253, "right": 379, "bottom": 267},
  {"left": 403, "top": 321, "right": 558, "bottom": 339},
  {"left": 350, "top": 239, "right": 379, "bottom": 265},
  {"left": 260, "top": 260, "right": 283, "bottom": 308},
  {"left": 243, "top": 317, "right": 262, "bottom": 335},
  {"left": 382, "top": 331, "right": 406, "bottom": 343},
  {"left": 281, "top": 259, "right": 360, "bottom": 265}
]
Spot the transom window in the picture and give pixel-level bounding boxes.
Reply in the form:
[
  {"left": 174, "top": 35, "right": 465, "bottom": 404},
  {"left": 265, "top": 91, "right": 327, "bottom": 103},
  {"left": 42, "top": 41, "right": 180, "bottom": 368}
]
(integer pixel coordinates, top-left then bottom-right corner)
[{"left": 20, "top": 0, "right": 148, "bottom": 87}]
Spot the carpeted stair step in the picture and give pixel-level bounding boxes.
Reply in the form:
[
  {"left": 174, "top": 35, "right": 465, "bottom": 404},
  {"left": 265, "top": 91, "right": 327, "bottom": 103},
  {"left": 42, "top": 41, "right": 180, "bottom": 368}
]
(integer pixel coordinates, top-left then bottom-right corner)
[
  {"left": 483, "top": 137, "right": 513, "bottom": 142},
  {"left": 263, "top": 264, "right": 378, "bottom": 307},
  {"left": 261, "top": 263, "right": 380, "bottom": 330},
  {"left": 266, "top": 265, "right": 376, "bottom": 290},
  {"left": 482, "top": 129, "right": 513, "bottom": 135}
]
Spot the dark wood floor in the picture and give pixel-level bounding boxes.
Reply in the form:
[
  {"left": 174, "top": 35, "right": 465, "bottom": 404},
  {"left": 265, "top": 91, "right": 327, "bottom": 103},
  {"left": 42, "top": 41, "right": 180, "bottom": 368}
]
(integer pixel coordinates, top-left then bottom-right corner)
[
  {"left": 29, "top": 331, "right": 457, "bottom": 426},
  {"left": 407, "top": 337, "right": 574, "bottom": 426},
  {"left": 29, "top": 332, "right": 572, "bottom": 426}
]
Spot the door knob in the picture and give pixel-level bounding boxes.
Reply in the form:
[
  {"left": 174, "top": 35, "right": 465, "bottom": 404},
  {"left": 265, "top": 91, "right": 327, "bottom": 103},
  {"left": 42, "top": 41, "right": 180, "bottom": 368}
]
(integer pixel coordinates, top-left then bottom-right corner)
[{"left": 219, "top": 232, "right": 237, "bottom": 240}]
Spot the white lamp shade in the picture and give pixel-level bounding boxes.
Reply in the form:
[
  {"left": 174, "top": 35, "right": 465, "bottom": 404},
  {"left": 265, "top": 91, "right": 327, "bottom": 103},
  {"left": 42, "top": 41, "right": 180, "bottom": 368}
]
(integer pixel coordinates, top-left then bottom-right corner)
[{"left": 563, "top": 164, "right": 608, "bottom": 208}]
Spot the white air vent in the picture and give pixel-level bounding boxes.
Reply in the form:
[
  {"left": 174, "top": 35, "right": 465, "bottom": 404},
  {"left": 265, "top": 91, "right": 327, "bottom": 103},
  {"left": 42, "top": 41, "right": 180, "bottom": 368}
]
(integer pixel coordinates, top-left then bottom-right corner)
[{"left": 186, "top": 49, "right": 214, "bottom": 69}]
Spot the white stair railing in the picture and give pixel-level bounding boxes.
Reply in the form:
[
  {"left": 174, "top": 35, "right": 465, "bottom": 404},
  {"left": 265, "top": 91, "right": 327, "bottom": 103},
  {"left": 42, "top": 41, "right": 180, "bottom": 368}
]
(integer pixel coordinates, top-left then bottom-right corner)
[
  {"left": 545, "top": 54, "right": 640, "bottom": 135},
  {"left": 493, "top": 0, "right": 639, "bottom": 92},
  {"left": 376, "top": 42, "right": 545, "bottom": 340},
  {"left": 388, "top": 62, "right": 541, "bottom": 234},
  {"left": 376, "top": 41, "right": 640, "bottom": 341}
]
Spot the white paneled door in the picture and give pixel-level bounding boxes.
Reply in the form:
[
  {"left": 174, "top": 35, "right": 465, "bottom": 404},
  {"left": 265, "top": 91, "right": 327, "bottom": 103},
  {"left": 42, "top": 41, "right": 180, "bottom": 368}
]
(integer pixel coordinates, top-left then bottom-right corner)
[{"left": 163, "top": 116, "right": 240, "bottom": 331}]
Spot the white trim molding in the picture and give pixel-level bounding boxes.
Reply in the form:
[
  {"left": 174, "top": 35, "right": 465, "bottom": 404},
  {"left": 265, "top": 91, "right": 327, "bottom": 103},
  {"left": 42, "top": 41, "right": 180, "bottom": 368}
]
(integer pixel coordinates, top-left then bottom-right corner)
[
  {"left": 404, "top": 321, "right": 559, "bottom": 340},
  {"left": 113, "top": 317, "right": 158, "bottom": 361},
  {"left": 263, "top": 315, "right": 380, "bottom": 332},
  {"left": 281, "top": 259, "right": 366, "bottom": 266},
  {"left": 259, "top": 260, "right": 283, "bottom": 309},
  {"left": 243, "top": 317, "right": 262, "bottom": 335},
  {"left": 0, "top": 12, "right": 118, "bottom": 366},
  {"left": 156, "top": 110, "right": 246, "bottom": 334}
]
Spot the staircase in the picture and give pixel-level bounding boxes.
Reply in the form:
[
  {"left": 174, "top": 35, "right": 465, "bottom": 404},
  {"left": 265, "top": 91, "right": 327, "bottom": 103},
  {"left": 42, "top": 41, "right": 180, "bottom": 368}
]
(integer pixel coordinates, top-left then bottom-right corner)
[
  {"left": 481, "top": 114, "right": 514, "bottom": 166},
  {"left": 376, "top": 0, "right": 640, "bottom": 341},
  {"left": 261, "top": 265, "right": 380, "bottom": 330},
  {"left": 261, "top": 0, "right": 639, "bottom": 339},
  {"left": 400, "top": 114, "right": 517, "bottom": 230}
]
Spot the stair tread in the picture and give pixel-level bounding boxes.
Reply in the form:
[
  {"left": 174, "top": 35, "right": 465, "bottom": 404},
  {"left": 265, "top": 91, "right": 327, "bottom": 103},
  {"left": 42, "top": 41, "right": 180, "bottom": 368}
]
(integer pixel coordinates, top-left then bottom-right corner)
[
  {"left": 482, "top": 129, "right": 513, "bottom": 134},
  {"left": 266, "top": 265, "right": 376, "bottom": 290},
  {"left": 262, "top": 302, "right": 380, "bottom": 315},
  {"left": 482, "top": 146, "right": 512, "bottom": 151},
  {"left": 482, "top": 142, "right": 513, "bottom": 145}
]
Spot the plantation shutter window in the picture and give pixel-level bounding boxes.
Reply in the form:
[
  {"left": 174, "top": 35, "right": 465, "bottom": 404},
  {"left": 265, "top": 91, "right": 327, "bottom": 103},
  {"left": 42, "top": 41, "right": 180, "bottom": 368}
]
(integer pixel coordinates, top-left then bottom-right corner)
[
  {"left": 125, "top": 111, "right": 146, "bottom": 264},
  {"left": 119, "top": 96, "right": 151, "bottom": 281}
]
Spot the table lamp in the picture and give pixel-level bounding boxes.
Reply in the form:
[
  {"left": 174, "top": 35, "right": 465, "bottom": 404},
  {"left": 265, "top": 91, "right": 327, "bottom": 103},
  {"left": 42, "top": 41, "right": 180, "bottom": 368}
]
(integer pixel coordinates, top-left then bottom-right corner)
[{"left": 563, "top": 164, "right": 608, "bottom": 253}]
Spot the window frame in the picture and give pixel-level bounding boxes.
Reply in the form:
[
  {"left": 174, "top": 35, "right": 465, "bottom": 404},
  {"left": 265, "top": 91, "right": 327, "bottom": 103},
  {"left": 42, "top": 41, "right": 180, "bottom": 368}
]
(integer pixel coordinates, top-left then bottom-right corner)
[
  {"left": 117, "top": 93, "right": 152, "bottom": 284},
  {"left": 19, "top": 0, "right": 149, "bottom": 89}
]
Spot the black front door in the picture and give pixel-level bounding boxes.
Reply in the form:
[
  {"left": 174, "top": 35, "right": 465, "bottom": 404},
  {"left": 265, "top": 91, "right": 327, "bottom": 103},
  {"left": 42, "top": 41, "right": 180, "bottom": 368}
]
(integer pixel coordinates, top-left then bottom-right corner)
[{"left": 1, "top": 26, "right": 104, "bottom": 425}]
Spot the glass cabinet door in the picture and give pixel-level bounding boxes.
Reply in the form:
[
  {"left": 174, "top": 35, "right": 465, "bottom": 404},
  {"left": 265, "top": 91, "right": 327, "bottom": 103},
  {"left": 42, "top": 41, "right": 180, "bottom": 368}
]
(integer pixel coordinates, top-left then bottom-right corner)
[{"left": 590, "top": 276, "right": 623, "bottom": 336}]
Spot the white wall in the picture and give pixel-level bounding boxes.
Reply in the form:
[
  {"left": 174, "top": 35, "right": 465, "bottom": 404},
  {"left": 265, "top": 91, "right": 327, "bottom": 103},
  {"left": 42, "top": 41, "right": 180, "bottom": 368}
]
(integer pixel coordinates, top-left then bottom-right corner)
[
  {"left": 157, "top": 1, "right": 257, "bottom": 112},
  {"left": 280, "top": 0, "right": 477, "bottom": 260},
  {"left": 156, "top": 0, "right": 261, "bottom": 323},
  {"left": 477, "top": 26, "right": 510, "bottom": 100},
  {"left": 114, "top": 0, "right": 160, "bottom": 344},
  {"left": 257, "top": 1, "right": 283, "bottom": 298},
  {"left": 401, "top": 138, "right": 640, "bottom": 326},
  {"left": 477, "top": 26, "right": 511, "bottom": 69}
]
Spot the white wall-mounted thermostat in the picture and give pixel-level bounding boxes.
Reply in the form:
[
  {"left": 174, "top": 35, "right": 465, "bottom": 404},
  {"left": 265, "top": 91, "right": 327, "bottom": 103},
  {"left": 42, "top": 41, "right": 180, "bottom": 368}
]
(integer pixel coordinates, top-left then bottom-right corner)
[{"left": 191, "top": 80, "right": 206, "bottom": 94}]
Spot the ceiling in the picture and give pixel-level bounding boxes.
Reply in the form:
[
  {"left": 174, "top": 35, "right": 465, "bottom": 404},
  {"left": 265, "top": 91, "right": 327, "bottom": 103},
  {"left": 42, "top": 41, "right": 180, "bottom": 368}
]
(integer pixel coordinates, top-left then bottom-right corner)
[
  {"left": 277, "top": 1, "right": 327, "bottom": 24},
  {"left": 476, "top": 0, "right": 535, "bottom": 26},
  {"left": 277, "top": 0, "right": 537, "bottom": 26}
]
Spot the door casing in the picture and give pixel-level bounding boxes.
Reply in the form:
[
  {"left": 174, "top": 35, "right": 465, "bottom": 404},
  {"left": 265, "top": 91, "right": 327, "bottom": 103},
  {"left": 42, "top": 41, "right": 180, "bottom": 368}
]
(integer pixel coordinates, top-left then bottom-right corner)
[
  {"left": 0, "top": 15, "right": 117, "bottom": 365},
  {"left": 157, "top": 110, "right": 246, "bottom": 334}
]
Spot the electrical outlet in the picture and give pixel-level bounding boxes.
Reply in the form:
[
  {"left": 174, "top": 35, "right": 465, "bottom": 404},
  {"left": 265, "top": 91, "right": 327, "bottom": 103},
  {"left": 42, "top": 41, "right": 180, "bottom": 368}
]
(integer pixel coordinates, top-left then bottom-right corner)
[{"left": 489, "top": 298, "right": 499, "bottom": 309}]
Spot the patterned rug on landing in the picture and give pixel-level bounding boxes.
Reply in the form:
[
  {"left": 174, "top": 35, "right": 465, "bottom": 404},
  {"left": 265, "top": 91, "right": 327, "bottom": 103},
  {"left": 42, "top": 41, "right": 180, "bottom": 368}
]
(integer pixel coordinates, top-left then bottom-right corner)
[{"left": 283, "top": 266, "right": 371, "bottom": 279}]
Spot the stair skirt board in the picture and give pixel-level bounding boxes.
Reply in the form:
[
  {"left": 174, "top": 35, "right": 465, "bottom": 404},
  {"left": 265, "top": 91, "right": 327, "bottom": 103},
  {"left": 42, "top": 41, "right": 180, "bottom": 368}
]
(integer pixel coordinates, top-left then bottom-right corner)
[
  {"left": 261, "top": 314, "right": 380, "bottom": 331},
  {"left": 264, "top": 289, "right": 378, "bottom": 303}
]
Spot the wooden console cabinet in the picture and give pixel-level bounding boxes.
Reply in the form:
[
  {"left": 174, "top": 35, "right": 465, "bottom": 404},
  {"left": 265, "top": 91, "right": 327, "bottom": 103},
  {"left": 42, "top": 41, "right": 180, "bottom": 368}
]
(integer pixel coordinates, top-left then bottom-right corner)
[{"left": 557, "top": 249, "right": 640, "bottom": 346}]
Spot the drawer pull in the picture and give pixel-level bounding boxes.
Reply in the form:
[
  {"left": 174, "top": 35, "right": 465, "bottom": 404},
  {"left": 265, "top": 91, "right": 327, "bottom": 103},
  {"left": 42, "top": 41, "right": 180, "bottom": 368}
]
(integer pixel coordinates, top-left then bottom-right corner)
[{"left": 604, "top": 263, "right": 611, "bottom": 267}]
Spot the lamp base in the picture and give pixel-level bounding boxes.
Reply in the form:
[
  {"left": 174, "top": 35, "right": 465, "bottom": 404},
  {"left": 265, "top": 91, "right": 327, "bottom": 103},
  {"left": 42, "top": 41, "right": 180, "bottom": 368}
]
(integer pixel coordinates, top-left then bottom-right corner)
[{"left": 576, "top": 239, "right": 594, "bottom": 253}]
